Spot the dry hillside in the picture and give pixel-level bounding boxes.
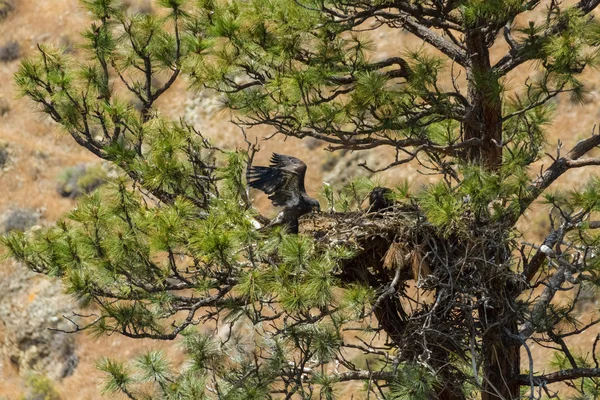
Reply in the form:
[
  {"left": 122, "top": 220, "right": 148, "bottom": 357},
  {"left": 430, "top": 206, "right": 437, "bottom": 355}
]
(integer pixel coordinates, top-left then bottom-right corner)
[{"left": 0, "top": 0, "right": 599, "bottom": 399}]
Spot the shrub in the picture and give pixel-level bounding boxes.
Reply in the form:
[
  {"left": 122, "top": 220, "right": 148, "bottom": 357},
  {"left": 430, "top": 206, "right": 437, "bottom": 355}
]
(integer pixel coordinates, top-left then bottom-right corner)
[
  {"left": 56, "top": 163, "right": 108, "bottom": 198},
  {"left": 0, "top": 142, "right": 9, "bottom": 169},
  {"left": 123, "top": 0, "right": 153, "bottom": 15},
  {"left": 0, "top": 40, "right": 19, "bottom": 62},
  {"left": 0, "top": 0, "right": 13, "bottom": 21},
  {"left": 21, "top": 374, "right": 61, "bottom": 400},
  {"left": 0, "top": 96, "right": 10, "bottom": 116}
]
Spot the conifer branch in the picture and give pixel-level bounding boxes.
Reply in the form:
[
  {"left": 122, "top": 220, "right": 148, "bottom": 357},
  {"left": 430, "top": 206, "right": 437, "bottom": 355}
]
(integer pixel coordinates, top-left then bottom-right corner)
[
  {"left": 399, "top": 19, "right": 467, "bottom": 66},
  {"left": 520, "top": 254, "right": 574, "bottom": 338},
  {"left": 519, "top": 368, "right": 600, "bottom": 385},
  {"left": 335, "top": 370, "right": 396, "bottom": 382},
  {"left": 494, "top": 0, "right": 600, "bottom": 75},
  {"left": 511, "top": 132, "right": 600, "bottom": 224}
]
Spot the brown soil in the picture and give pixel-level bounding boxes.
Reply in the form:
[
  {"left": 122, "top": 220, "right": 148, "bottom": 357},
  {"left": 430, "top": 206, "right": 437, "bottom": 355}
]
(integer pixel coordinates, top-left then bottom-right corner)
[{"left": 0, "top": 1, "right": 598, "bottom": 398}]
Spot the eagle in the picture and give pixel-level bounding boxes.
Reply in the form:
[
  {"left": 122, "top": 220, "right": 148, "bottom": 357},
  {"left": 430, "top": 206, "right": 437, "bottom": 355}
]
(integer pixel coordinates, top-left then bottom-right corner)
[
  {"left": 369, "top": 187, "right": 394, "bottom": 212},
  {"left": 247, "top": 153, "right": 320, "bottom": 233}
]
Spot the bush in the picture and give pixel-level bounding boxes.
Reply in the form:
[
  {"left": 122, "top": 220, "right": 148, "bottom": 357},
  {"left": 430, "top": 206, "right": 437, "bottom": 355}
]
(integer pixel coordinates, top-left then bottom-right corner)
[
  {"left": 0, "top": 0, "right": 13, "bottom": 21},
  {"left": 0, "top": 40, "right": 19, "bottom": 62},
  {"left": 123, "top": 0, "right": 153, "bottom": 15},
  {"left": 21, "top": 374, "right": 61, "bottom": 400},
  {"left": 0, "top": 96, "right": 9, "bottom": 116},
  {"left": 2, "top": 208, "right": 40, "bottom": 233},
  {"left": 0, "top": 142, "right": 9, "bottom": 169},
  {"left": 56, "top": 163, "right": 108, "bottom": 198}
]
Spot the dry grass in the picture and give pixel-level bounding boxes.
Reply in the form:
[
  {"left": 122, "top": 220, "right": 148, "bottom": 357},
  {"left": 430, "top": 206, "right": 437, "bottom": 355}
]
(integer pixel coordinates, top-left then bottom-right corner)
[
  {"left": 0, "top": 1, "right": 176, "bottom": 398},
  {"left": 0, "top": 0, "right": 599, "bottom": 398}
]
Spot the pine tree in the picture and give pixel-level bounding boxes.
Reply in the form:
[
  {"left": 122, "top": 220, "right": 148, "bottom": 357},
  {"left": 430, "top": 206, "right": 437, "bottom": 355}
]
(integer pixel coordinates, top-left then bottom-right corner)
[{"left": 5, "top": 0, "right": 600, "bottom": 398}]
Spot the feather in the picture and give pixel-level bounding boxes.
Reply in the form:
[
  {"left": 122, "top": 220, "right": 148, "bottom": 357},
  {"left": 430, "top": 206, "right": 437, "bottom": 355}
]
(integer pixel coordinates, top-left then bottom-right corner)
[
  {"left": 246, "top": 153, "right": 319, "bottom": 233},
  {"left": 247, "top": 154, "right": 307, "bottom": 208}
]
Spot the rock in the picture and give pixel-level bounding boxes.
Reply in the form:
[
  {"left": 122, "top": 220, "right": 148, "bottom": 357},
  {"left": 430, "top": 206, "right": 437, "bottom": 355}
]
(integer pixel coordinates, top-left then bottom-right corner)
[
  {"left": 1, "top": 207, "right": 41, "bottom": 234},
  {"left": 0, "top": 261, "right": 78, "bottom": 380}
]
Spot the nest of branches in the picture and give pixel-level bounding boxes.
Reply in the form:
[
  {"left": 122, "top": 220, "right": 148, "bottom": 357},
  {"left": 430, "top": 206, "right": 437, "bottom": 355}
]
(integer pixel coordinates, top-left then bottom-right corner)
[{"left": 300, "top": 205, "right": 520, "bottom": 376}]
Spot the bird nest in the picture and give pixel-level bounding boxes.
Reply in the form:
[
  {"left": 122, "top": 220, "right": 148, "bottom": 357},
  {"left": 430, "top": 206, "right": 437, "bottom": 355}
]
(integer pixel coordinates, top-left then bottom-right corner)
[
  {"left": 298, "top": 206, "right": 516, "bottom": 371},
  {"left": 299, "top": 209, "right": 411, "bottom": 245},
  {"left": 299, "top": 205, "right": 432, "bottom": 284}
]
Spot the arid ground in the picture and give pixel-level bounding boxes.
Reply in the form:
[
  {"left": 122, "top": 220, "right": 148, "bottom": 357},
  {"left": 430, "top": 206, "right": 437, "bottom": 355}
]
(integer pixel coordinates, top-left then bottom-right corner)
[{"left": 1, "top": 0, "right": 600, "bottom": 398}]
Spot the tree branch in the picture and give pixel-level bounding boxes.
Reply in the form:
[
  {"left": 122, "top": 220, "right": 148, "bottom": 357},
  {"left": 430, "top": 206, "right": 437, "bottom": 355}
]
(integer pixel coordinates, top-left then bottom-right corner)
[
  {"left": 510, "top": 132, "right": 600, "bottom": 224},
  {"left": 397, "top": 16, "right": 468, "bottom": 66},
  {"left": 336, "top": 370, "right": 396, "bottom": 382},
  {"left": 520, "top": 262, "right": 568, "bottom": 338},
  {"left": 519, "top": 368, "right": 600, "bottom": 385},
  {"left": 494, "top": 0, "right": 600, "bottom": 75}
]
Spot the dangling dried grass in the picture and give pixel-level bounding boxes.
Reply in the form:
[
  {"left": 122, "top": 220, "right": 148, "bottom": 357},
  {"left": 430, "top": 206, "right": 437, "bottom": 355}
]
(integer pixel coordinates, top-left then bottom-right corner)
[
  {"left": 383, "top": 241, "right": 408, "bottom": 270},
  {"left": 411, "top": 245, "right": 431, "bottom": 281}
]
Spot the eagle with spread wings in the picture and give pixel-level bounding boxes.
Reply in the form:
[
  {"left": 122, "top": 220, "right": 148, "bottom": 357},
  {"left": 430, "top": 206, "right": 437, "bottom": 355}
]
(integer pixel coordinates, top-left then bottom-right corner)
[{"left": 247, "top": 153, "right": 320, "bottom": 233}]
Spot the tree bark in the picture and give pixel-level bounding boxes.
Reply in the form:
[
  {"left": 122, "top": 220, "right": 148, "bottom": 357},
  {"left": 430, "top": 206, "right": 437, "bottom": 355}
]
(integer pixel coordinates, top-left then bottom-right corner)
[
  {"left": 465, "top": 29, "right": 520, "bottom": 400},
  {"left": 480, "top": 308, "right": 521, "bottom": 400},
  {"left": 432, "top": 349, "right": 468, "bottom": 400},
  {"left": 464, "top": 30, "right": 503, "bottom": 170}
]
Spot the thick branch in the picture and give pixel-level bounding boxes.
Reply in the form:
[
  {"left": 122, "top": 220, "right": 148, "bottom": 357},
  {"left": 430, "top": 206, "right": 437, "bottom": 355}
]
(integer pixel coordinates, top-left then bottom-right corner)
[
  {"left": 398, "top": 16, "right": 468, "bottom": 66},
  {"left": 520, "top": 263, "right": 567, "bottom": 338},
  {"left": 522, "top": 228, "right": 564, "bottom": 283},
  {"left": 519, "top": 368, "right": 600, "bottom": 385},
  {"left": 494, "top": 0, "right": 600, "bottom": 75},
  {"left": 336, "top": 370, "right": 396, "bottom": 382},
  {"left": 510, "top": 133, "right": 600, "bottom": 224}
]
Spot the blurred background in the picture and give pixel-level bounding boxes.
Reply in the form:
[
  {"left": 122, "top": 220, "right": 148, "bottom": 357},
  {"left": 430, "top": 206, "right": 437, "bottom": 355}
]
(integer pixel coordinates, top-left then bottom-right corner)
[{"left": 1, "top": 0, "right": 600, "bottom": 398}]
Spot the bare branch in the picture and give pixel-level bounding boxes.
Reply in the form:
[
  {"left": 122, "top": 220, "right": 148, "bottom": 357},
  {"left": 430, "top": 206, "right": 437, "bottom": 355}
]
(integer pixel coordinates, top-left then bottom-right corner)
[
  {"left": 520, "top": 263, "right": 568, "bottom": 338},
  {"left": 335, "top": 370, "right": 396, "bottom": 382},
  {"left": 520, "top": 368, "right": 600, "bottom": 385}
]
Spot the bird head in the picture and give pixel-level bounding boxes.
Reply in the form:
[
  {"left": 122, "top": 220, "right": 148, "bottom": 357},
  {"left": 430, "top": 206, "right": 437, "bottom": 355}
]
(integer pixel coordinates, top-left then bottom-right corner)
[{"left": 309, "top": 198, "right": 321, "bottom": 213}]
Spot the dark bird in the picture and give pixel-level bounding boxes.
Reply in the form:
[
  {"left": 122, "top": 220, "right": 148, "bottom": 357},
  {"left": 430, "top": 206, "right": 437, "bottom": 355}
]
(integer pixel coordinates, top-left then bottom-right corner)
[
  {"left": 369, "top": 187, "right": 393, "bottom": 212},
  {"left": 247, "top": 153, "right": 320, "bottom": 233}
]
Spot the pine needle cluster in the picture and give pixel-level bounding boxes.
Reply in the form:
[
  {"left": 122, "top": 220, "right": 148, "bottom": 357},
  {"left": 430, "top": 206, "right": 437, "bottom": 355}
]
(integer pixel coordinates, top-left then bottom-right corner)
[{"left": 5, "top": 0, "right": 600, "bottom": 399}]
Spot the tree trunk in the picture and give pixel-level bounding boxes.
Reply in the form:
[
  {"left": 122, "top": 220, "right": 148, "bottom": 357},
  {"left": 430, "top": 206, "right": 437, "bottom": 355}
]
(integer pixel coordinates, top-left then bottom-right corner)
[
  {"left": 464, "top": 30, "right": 520, "bottom": 400},
  {"left": 464, "top": 30, "right": 503, "bottom": 170},
  {"left": 432, "top": 350, "right": 468, "bottom": 400},
  {"left": 480, "top": 308, "right": 521, "bottom": 400}
]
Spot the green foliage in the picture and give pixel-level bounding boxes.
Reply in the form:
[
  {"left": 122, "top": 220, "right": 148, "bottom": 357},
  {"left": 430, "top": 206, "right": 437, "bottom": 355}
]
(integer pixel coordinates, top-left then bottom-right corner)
[
  {"left": 461, "top": 0, "right": 524, "bottom": 28},
  {"left": 182, "top": 329, "right": 223, "bottom": 372},
  {"left": 569, "top": 176, "right": 600, "bottom": 211},
  {"left": 21, "top": 374, "right": 61, "bottom": 400},
  {"left": 320, "top": 176, "right": 377, "bottom": 212},
  {"left": 419, "top": 181, "right": 466, "bottom": 236},
  {"left": 389, "top": 364, "right": 436, "bottom": 400},
  {"left": 543, "top": 177, "right": 600, "bottom": 214},
  {"left": 97, "top": 357, "right": 133, "bottom": 395},
  {"left": 549, "top": 352, "right": 600, "bottom": 399},
  {"left": 341, "top": 283, "right": 375, "bottom": 319},
  {"left": 9, "top": 0, "right": 600, "bottom": 399}
]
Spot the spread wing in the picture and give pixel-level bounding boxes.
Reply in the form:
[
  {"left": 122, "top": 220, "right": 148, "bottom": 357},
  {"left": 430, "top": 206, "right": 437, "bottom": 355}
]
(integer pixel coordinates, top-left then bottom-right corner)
[{"left": 247, "top": 153, "right": 307, "bottom": 208}]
